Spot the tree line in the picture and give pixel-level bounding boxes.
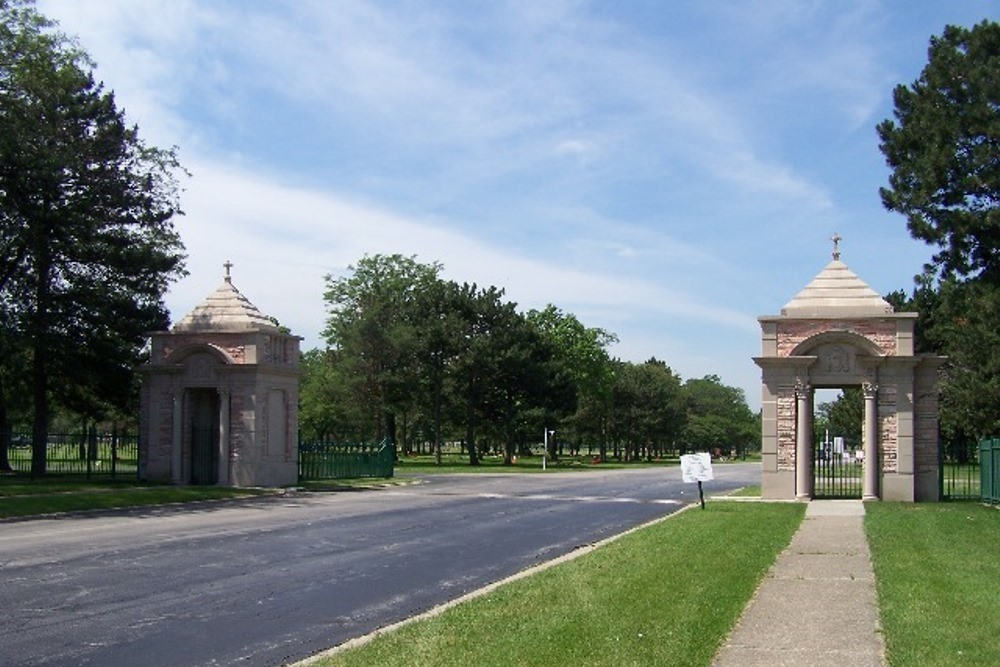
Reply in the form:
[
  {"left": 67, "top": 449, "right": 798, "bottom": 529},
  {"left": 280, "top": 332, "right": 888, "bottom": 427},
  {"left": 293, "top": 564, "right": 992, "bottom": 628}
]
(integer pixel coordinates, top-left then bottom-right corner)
[{"left": 300, "top": 254, "right": 759, "bottom": 464}]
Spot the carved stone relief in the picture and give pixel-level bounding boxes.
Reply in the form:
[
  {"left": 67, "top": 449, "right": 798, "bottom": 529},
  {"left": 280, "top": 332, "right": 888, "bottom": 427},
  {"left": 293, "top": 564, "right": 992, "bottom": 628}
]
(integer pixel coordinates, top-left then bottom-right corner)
[
  {"left": 186, "top": 353, "right": 216, "bottom": 381},
  {"left": 819, "top": 344, "right": 851, "bottom": 374}
]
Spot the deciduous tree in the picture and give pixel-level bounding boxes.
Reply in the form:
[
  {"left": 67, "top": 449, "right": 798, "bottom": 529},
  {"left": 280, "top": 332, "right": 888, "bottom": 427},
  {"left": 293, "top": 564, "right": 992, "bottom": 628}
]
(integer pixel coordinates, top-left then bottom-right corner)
[
  {"left": 608, "top": 359, "right": 685, "bottom": 461},
  {"left": 681, "top": 375, "right": 756, "bottom": 457},
  {"left": 322, "top": 254, "right": 442, "bottom": 445},
  {"left": 525, "top": 305, "right": 616, "bottom": 459}
]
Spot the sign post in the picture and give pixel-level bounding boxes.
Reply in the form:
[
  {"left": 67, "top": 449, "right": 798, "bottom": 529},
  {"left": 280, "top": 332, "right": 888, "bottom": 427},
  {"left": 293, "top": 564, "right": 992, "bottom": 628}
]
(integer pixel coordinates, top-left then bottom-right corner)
[
  {"left": 680, "top": 452, "right": 714, "bottom": 509},
  {"left": 542, "top": 429, "right": 554, "bottom": 471}
]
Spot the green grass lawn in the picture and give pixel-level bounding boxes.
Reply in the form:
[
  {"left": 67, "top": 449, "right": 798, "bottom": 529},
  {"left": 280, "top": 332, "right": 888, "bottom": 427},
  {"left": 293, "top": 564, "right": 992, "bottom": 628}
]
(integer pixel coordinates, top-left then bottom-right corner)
[
  {"left": 866, "top": 502, "right": 1000, "bottom": 667},
  {"left": 310, "top": 502, "right": 805, "bottom": 667},
  {"left": 395, "top": 451, "right": 759, "bottom": 475},
  {"left": 0, "top": 475, "right": 275, "bottom": 519},
  {"left": 394, "top": 452, "right": 676, "bottom": 474}
]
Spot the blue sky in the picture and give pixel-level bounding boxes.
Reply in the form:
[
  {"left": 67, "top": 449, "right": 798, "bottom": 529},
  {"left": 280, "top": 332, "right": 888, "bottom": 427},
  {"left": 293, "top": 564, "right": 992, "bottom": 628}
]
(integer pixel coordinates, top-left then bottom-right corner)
[{"left": 38, "top": 1, "right": 996, "bottom": 409}]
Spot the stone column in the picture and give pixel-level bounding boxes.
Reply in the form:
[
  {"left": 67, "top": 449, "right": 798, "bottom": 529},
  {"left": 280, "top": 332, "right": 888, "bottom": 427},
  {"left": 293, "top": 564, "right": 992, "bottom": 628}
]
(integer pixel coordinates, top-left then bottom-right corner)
[
  {"left": 795, "top": 381, "right": 813, "bottom": 500},
  {"left": 863, "top": 381, "right": 879, "bottom": 501},
  {"left": 171, "top": 393, "right": 183, "bottom": 484},
  {"left": 218, "top": 389, "right": 231, "bottom": 486}
]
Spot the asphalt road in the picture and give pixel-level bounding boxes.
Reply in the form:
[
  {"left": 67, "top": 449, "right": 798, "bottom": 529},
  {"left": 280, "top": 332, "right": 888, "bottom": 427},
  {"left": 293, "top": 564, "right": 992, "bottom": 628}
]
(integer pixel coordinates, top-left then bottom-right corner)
[{"left": 0, "top": 463, "right": 758, "bottom": 667}]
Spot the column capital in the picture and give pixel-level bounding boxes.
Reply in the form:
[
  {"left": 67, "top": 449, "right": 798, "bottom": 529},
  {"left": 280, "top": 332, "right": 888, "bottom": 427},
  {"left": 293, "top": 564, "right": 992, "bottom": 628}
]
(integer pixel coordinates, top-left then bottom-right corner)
[
  {"left": 795, "top": 379, "right": 811, "bottom": 397},
  {"left": 863, "top": 381, "right": 878, "bottom": 399}
]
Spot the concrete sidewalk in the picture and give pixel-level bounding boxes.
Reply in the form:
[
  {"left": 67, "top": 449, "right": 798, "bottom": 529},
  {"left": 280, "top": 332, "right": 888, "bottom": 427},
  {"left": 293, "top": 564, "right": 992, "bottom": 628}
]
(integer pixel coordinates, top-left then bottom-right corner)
[{"left": 712, "top": 500, "right": 884, "bottom": 667}]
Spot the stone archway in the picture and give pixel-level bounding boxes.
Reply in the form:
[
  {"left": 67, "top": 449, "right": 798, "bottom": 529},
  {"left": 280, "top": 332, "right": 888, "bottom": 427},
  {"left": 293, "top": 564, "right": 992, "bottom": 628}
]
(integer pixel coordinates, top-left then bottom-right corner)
[{"left": 754, "top": 239, "right": 945, "bottom": 502}]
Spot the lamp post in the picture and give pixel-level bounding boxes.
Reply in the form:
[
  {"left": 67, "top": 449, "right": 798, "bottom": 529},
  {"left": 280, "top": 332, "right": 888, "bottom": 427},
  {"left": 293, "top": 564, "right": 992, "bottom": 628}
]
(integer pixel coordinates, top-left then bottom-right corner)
[{"left": 543, "top": 429, "right": 555, "bottom": 471}]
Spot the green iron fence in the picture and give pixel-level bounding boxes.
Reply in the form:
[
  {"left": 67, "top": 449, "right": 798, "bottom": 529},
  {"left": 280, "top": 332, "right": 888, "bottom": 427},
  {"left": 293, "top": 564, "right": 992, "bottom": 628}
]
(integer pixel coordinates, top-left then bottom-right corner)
[
  {"left": 6, "top": 431, "right": 395, "bottom": 483},
  {"left": 981, "top": 437, "right": 999, "bottom": 505},
  {"left": 298, "top": 439, "right": 394, "bottom": 480},
  {"left": 5, "top": 429, "right": 139, "bottom": 479}
]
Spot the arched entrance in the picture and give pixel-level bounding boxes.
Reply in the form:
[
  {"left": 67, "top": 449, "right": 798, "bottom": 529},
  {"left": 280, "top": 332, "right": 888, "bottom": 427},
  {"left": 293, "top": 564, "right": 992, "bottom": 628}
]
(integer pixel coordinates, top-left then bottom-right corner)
[
  {"left": 187, "top": 388, "right": 220, "bottom": 485},
  {"left": 753, "top": 239, "right": 944, "bottom": 502}
]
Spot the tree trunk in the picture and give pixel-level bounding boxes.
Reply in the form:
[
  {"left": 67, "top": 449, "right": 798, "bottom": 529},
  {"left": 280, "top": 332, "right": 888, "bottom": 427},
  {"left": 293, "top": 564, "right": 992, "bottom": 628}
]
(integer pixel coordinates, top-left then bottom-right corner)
[
  {"left": 30, "top": 250, "right": 52, "bottom": 479},
  {"left": 465, "top": 413, "right": 478, "bottom": 466},
  {"left": 0, "top": 400, "right": 12, "bottom": 472},
  {"left": 395, "top": 412, "right": 406, "bottom": 462},
  {"left": 384, "top": 410, "right": 397, "bottom": 448},
  {"left": 30, "top": 350, "right": 48, "bottom": 478},
  {"left": 467, "top": 437, "right": 479, "bottom": 466},
  {"left": 432, "top": 373, "right": 443, "bottom": 465}
]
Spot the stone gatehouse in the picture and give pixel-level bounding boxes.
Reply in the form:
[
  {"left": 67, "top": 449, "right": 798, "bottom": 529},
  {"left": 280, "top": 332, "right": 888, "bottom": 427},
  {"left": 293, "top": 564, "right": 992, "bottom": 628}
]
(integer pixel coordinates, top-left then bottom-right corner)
[{"left": 139, "top": 264, "right": 302, "bottom": 486}]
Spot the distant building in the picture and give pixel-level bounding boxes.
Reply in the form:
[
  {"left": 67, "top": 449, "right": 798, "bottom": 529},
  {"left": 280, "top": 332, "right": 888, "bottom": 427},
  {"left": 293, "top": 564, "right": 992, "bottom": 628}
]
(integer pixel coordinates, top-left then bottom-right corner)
[{"left": 139, "top": 263, "right": 302, "bottom": 486}]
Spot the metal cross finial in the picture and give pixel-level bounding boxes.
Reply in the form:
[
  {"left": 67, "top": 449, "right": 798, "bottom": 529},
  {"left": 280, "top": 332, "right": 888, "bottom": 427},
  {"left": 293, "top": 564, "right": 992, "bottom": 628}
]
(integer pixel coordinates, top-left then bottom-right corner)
[
  {"left": 831, "top": 233, "right": 842, "bottom": 261},
  {"left": 223, "top": 260, "right": 233, "bottom": 282}
]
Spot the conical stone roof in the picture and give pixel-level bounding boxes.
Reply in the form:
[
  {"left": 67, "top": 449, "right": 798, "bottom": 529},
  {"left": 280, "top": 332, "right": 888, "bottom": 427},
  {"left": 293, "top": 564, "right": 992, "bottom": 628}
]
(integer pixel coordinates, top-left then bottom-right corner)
[
  {"left": 781, "top": 259, "right": 893, "bottom": 318},
  {"left": 173, "top": 264, "right": 280, "bottom": 333}
]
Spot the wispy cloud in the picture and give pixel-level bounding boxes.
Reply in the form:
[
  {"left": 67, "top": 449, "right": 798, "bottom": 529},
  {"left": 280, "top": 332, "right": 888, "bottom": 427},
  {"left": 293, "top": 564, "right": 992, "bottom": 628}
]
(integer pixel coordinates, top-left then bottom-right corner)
[
  {"left": 37, "top": 0, "right": 990, "bottom": 408},
  {"left": 174, "top": 159, "right": 754, "bottom": 348}
]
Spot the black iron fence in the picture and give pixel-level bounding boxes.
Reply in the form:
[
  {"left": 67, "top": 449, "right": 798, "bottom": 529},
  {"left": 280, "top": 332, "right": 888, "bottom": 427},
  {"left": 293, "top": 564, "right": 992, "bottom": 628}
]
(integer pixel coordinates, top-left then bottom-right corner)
[
  {"left": 940, "top": 439, "right": 981, "bottom": 501},
  {"left": 4, "top": 429, "right": 139, "bottom": 479},
  {"left": 298, "top": 439, "right": 394, "bottom": 480},
  {"left": 813, "top": 441, "right": 863, "bottom": 498}
]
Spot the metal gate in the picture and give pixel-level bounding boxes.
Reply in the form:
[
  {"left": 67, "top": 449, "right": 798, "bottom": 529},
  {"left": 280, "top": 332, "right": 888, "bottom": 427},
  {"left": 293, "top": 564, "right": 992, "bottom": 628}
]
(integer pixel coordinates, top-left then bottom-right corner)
[
  {"left": 298, "top": 439, "right": 394, "bottom": 480},
  {"left": 814, "top": 441, "right": 862, "bottom": 498},
  {"left": 190, "top": 425, "right": 218, "bottom": 485},
  {"left": 188, "top": 389, "right": 219, "bottom": 485}
]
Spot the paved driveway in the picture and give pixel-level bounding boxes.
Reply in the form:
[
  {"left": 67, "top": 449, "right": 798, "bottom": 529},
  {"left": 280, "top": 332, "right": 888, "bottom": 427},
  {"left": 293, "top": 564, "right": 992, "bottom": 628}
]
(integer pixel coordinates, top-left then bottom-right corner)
[{"left": 0, "top": 463, "right": 758, "bottom": 666}]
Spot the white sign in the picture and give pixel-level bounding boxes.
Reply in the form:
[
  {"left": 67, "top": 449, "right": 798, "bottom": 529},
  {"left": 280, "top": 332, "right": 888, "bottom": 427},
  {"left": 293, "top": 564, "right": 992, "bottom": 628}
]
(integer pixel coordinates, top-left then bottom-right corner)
[{"left": 680, "top": 453, "right": 714, "bottom": 483}]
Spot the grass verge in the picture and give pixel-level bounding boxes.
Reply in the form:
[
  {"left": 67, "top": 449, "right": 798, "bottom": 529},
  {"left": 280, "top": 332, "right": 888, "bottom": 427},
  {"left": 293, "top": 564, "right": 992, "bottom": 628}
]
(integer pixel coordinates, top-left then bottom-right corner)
[
  {"left": 310, "top": 501, "right": 804, "bottom": 667},
  {"left": 0, "top": 476, "right": 275, "bottom": 519},
  {"left": 866, "top": 502, "right": 1000, "bottom": 667}
]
